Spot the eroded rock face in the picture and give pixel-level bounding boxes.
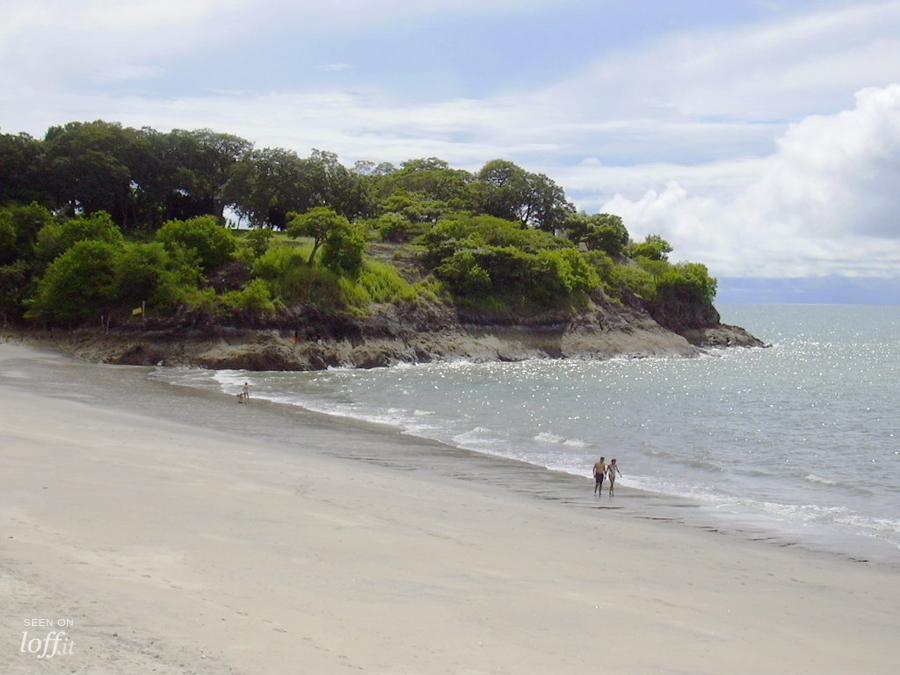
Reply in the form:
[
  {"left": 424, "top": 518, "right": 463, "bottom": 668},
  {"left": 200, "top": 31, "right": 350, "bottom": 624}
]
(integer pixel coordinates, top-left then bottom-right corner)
[{"left": 35, "top": 295, "right": 766, "bottom": 371}]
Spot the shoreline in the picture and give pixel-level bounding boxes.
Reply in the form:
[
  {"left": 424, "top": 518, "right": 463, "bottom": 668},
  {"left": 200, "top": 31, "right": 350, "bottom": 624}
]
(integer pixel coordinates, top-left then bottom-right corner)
[
  {"left": 153, "top": 348, "right": 899, "bottom": 567},
  {"left": 2, "top": 342, "right": 899, "bottom": 673},
  {"left": 8, "top": 337, "right": 897, "bottom": 566}
]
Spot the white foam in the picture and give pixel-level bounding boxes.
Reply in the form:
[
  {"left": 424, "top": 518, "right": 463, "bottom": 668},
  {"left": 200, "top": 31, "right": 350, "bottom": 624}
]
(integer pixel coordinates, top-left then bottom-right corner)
[
  {"left": 533, "top": 432, "right": 589, "bottom": 449},
  {"left": 805, "top": 473, "right": 838, "bottom": 486}
]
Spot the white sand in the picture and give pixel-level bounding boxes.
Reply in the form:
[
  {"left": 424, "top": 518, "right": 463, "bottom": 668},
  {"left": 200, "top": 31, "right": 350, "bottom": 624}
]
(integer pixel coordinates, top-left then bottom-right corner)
[{"left": 1, "top": 343, "right": 898, "bottom": 674}]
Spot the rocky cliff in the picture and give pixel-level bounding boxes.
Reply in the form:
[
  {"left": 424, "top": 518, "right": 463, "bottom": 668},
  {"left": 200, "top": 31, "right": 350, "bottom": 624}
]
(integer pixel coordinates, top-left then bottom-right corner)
[{"left": 26, "top": 293, "right": 765, "bottom": 371}]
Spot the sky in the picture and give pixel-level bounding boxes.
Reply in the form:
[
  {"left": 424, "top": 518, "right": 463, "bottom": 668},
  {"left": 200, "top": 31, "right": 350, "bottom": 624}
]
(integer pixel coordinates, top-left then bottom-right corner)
[{"left": 1, "top": 0, "right": 899, "bottom": 303}]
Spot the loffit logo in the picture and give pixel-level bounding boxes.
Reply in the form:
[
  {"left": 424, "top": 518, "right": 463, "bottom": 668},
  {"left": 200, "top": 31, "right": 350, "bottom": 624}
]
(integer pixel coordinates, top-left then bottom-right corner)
[{"left": 20, "top": 618, "right": 75, "bottom": 659}]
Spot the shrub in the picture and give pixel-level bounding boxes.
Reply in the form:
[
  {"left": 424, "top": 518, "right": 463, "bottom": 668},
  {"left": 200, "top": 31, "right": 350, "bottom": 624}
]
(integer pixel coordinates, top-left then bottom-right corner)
[
  {"left": 156, "top": 215, "right": 236, "bottom": 273},
  {"left": 320, "top": 223, "right": 365, "bottom": 278},
  {"left": 242, "top": 227, "right": 274, "bottom": 258},
  {"left": 0, "top": 203, "right": 55, "bottom": 262},
  {"left": 221, "top": 279, "right": 277, "bottom": 316},
  {"left": 276, "top": 263, "right": 347, "bottom": 308},
  {"left": 114, "top": 242, "right": 203, "bottom": 313},
  {"left": 114, "top": 242, "right": 171, "bottom": 307},
  {"left": 656, "top": 263, "right": 717, "bottom": 305},
  {"left": 27, "top": 241, "right": 119, "bottom": 323},
  {"left": 178, "top": 287, "right": 219, "bottom": 316},
  {"left": 376, "top": 212, "right": 418, "bottom": 242},
  {"left": 35, "top": 211, "right": 124, "bottom": 265},
  {"left": 358, "top": 260, "right": 420, "bottom": 303},
  {"left": 608, "top": 263, "right": 658, "bottom": 301},
  {"left": 252, "top": 245, "right": 309, "bottom": 281},
  {"left": 435, "top": 251, "right": 492, "bottom": 294},
  {"left": 435, "top": 245, "right": 597, "bottom": 304},
  {"left": 0, "top": 260, "right": 30, "bottom": 320}
]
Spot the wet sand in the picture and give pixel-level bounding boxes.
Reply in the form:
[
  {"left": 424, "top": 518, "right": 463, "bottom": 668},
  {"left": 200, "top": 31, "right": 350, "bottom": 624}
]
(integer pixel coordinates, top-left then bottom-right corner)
[{"left": 1, "top": 342, "right": 899, "bottom": 674}]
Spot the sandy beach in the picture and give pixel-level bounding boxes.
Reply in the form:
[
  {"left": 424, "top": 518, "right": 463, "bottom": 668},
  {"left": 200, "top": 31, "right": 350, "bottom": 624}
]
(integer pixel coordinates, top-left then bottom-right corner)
[{"left": 1, "top": 342, "right": 899, "bottom": 674}]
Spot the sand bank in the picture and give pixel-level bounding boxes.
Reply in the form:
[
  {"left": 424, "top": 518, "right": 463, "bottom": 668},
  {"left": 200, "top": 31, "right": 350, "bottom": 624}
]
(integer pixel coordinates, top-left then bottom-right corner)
[{"left": 0, "top": 343, "right": 897, "bottom": 674}]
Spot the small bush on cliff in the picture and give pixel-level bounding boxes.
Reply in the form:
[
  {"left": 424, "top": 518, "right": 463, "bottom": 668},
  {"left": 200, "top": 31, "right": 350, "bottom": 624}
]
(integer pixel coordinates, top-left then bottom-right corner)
[
  {"left": 252, "top": 245, "right": 309, "bottom": 281},
  {"left": 608, "top": 263, "right": 658, "bottom": 301},
  {"left": 220, "top": 279, "right": 277, "bottom": 316},
  {"left": 656, "top": 263, "right": 717, "bottom": 305},
  {"left": 357, "top": 260, "right": 426, "bottom": 304}
]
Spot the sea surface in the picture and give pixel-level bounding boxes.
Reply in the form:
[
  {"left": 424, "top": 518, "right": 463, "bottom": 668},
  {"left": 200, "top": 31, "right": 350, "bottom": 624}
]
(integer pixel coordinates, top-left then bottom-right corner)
[{"left": 155, "top": 305, "right": 900, "bottom": 562}]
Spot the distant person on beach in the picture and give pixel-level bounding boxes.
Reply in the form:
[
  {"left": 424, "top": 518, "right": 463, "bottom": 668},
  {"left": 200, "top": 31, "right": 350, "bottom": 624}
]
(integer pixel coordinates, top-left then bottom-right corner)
[
  {"left": 242, "top": 382, "right": 251, "bottom": 401},
  {"left": 607, "top": 458, "right": 622, "bottom": 494},
  {"left": 593, "top": 457, "right": 607, "bottom": 495}
]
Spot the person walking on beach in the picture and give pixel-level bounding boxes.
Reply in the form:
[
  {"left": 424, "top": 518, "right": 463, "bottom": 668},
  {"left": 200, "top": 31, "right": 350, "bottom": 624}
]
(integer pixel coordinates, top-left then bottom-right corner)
[
  {"left": 607, "top": 458, "right": 622, "bottom": 495},
  {"left": 242, "top": 382, "right": 251, "bottom": 401},
  {"left": 593, "top": 457, "right": 607, "bottom": 496}
]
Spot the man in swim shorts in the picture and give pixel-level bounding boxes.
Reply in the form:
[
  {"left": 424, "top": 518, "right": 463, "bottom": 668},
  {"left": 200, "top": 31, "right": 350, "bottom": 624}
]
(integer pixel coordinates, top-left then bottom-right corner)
[{"left": 593, "top": 457, "right": 606, "bottom": 496}]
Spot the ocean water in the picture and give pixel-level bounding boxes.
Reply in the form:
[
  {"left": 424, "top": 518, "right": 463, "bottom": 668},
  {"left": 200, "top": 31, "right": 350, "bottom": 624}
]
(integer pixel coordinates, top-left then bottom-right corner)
[{"left": 156, "top": 305, "right": 900, "bottom": 561}]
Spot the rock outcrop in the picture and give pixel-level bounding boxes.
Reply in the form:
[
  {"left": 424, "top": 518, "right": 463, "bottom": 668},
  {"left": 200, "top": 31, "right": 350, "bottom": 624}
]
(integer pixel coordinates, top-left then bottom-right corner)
[{"left": 28, "top": 294, "right": 766, "bottom": 371}]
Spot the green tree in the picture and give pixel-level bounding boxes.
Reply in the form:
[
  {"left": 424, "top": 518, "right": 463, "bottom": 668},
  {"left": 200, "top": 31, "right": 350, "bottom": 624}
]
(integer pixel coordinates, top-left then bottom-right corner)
[
  {"left": 0, "top": 203, "right": 55, "bottom": 261},
  {"left": 43, "top": 121, "right": 150, "bottom": 226},
  {"left": 372, "top": 157, "right": 474, "bottom": 206},
  {"left": 307, "top": 149, "right": 372, "bottom": 219},
  {"left": 0, "top": 133, "right": 51, "bottom": 206},
  {"left": 220, "top": 148, "right": 321, "bottom": 228},
  {"left": 27, "top": 241, "right": 119, "bottom": 323},
  {"left": 475, "top": 160, "right": 573, "bottom": 231},
  {"left": 140, "top": 128, "right": 252, "bottom": 224},
  {"left": 156, "top": 216, "right": 237, "bottom": 274},
  {"left": 287, "top": 207, "right": 350, "bottom": 265},
  {"left": 566, "top": 213, "right": 630, "bottom": 257}
]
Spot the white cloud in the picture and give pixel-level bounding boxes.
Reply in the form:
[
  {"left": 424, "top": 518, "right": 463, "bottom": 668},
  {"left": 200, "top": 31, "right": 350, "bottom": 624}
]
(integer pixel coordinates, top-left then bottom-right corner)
[
  {"left": 541, "top": 0, "right": 900, "bottom": 123},
  {"left": 601, "top": 85, "right": 900, "bottom": 278},
  {"left": 0, "top": 0, "right": 560, "bottom": 89}
]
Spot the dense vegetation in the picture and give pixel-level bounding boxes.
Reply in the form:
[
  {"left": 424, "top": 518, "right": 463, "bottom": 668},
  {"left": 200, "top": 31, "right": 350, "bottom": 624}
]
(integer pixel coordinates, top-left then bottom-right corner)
[{"left": 0, "top": 121, "right": 717, "bottom": 328}]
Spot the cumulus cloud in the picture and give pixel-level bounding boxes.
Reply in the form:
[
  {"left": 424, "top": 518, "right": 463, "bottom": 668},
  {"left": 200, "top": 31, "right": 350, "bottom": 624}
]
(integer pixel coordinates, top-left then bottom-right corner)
[{"left": 601, "top": 86, "right": 900, "bottom": 278}]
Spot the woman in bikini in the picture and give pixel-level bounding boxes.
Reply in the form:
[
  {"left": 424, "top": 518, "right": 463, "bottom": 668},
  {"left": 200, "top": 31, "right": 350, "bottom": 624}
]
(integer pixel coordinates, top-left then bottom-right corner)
[{"left": 607, "top": 458, "right": 622, "bottom": 495}]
